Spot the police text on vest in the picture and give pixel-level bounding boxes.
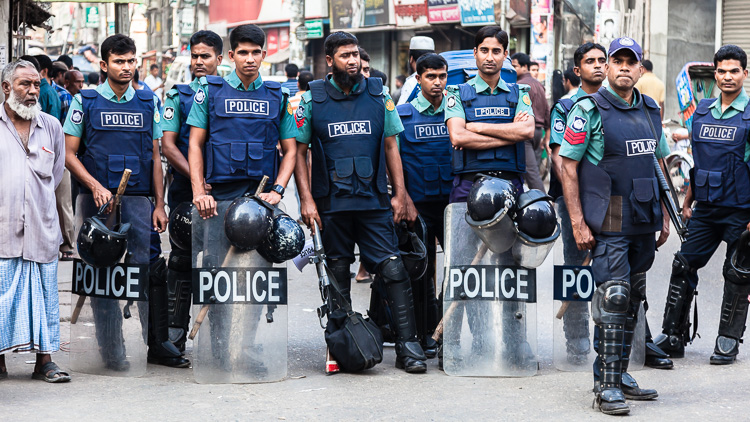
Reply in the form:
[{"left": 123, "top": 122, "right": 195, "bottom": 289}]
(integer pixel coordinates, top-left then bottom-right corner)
[
  {"left": 224, "top": 99, "right": 270, "bottom": 116},
  {"left": 699, "top": 124, "right": 737, "bottom": 141},
  {"left": 474, "top": 107, "right": 511, "bottom": 118},
  {"left": 625, "top": 139, "right": 657, "bottom": 156},
  {"left": 414, "top": 123, "right": 448, "bottom": 139},
  {"left": 100, "top": 112, "right": 144, "bottom": 128},
  {"left": 193, "top": 267, "right": 288, "bottom": 305},
  {"left": 446, "top": 265, "right": 537, "bottom": 302},
  {"left": 328, "top": 121, "right": 372, "bottom": 138}
]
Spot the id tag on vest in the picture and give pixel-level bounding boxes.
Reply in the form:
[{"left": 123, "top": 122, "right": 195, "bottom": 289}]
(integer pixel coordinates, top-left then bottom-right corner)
[{"left": 224, "top": 99, "right": 270, "bottom": 116}]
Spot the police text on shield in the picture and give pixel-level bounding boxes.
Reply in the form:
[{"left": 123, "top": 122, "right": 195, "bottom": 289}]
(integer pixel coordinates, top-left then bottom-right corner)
[
  {"left": 193, "top": 267, "right": 288, "bottom": 305},
  {"left": 446, "top": 265, "right": 537, "bottom": 302},
  {"left": 72, "top": 259, "right": 148, "bottom": 300}
]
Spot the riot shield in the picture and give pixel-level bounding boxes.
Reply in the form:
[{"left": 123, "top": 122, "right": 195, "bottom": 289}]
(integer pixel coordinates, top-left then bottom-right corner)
[
  {"left": 551, "top": 200, "right": 644, "bottom": 372},
  {"left": 191, "top": 201, "right": 288, "bottom": 384},
  {"left": 69, "top": 194, "right": 151, "bottom": 377},
  {"left": 442, "top": 203, "right": 537, "bottom": 377}
]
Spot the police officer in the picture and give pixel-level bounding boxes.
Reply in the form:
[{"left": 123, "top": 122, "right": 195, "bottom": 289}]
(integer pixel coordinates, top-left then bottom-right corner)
[
  {"left": 549, "top": 42, "right": 607, "bottom": 366},
  {"left": 160, "top": 30, "right": 223, "bottom": 351},
  {"left": 64, "top": 34, "right": 189, "bottom": 368},
  {"left": 559, "top": 38, "right": 669, "bottom": 415},
  {"left": 186, "top": 24, "right": 297, "bottom": 212},
  {"left": 396, "top": 53, "right": 452, "bottom": 358},
  {"left": 443, "top": 26, "right": 534, "bottom": 369},
  {"left": 397, "top": 36, "right": 435, "bottom": 106},
  {"left": 294, "top": 31, "right": 427, "bottom": 373},
  {"left": 654, "top": 45, "right": 750, "bottom": 365}
]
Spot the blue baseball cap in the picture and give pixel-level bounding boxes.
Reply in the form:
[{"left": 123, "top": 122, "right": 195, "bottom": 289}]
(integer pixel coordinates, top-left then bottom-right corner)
[{"left": 608, "top": 37, "right": 643, "bottom": 62}]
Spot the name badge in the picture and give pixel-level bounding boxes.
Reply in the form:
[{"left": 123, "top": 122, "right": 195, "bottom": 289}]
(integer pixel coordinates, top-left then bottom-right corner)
[
  {"left": 445, "top": 265, "right": 537, "bottom": 302},
  {"left": 328, "top": 121, "right": 372, "bottom": 138},
  {"left": 193, "top": 267, "right": 288, "bottom": 305},
  {"left": 414, "top": 123, "right": 448, "bottom": 139},
  {"left": 100, "top": 112, "right": 144, "bottom": 128},
  {"left": 224, "top": 99, "right": 270, "bottom": 116}
]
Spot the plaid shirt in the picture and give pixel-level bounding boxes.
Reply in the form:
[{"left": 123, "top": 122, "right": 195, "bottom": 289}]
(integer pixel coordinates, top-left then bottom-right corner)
[{"left": 52, "top": 82, "right": 72, "bottom": 124}]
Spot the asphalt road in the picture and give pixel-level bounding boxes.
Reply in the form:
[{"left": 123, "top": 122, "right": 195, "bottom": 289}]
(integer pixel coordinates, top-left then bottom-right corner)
[{"left": 3, "top": 197, "right": 750, "bottom": 421}]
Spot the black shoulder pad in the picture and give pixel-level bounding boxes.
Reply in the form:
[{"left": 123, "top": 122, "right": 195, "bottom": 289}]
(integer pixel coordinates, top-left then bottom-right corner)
[
  {"left": 367, "top": 77, "right": 383, "bottom": 96},
  {"left": 642, "top": 93, "right": 659, "bottom": 110},
  {"left": 694, "top": 98, "right": 715, "bottom": 116},
  {"left": 80, "top": 89, "right": 97, "bottom": 99},
  {"left": 309, "top": 79, "right": 327, "bottom": 103},
  {"left": 205, "top": 75, "right": 223, "bottom": 86},
  {"left": 264, "top": 80, "right": 281, "bottom": 90},
  {"left": 588, "top": 91, "right": 609, "bottom": 110},
  {"left": 136, "top": 89, "right": 155, "bottom": 101},
  {"left": 458, "top": 83, "right": 476, "bottom": 102},
  {"left": 397, "top": 103, "right": 413, "bottom": 117},
  {"left": 176, "top": 84, "right": 194, "bottom": 96}
]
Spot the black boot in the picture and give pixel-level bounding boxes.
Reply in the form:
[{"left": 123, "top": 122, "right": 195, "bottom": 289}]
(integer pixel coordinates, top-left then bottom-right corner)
[
  {"left": 710, "top": 274, "right": 750, "bottom": 365},
  {"left": 412, "top": 271, "right": 439, "bottom": 359},
  {"left": 592, "top": 281, "right": 629, "bottom": 415},
  {"left": 654, "top": 254, "right": 696, "bottom": 358},
  {"left": 645, "top": 323, "right": 673, "bottom": 369},
  {"left": 620, "top": 303, "right": 658, "bottom": 401},
  {"left": 368, "top": 276, "right": 396, "bottom": 343},
  {"left": 385, "top": 279, "right": 427, "bottom": 373},
  {"left": 147, "top": 258, "right": 190, "bottom": 368}
]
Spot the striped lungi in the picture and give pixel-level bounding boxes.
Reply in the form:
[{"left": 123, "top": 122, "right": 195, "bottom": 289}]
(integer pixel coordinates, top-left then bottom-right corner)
[{"left": 0, "top": 258, "right": 60, "bottom": 354}]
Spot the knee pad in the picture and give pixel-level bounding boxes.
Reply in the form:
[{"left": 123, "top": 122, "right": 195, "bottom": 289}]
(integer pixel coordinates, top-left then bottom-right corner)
[
  {"left": 672, "top": 252, "right": 695, "bottom": 277},
  {"left": 591, "top": 280, "right": 629, "bottom": 326},
  {"left": 378, "top": 256, "right": 410, "bottom": 285},
  {"left": 168, "top": 251, "right": 192, "bottom": 273},
  {"left": 629, "top": 272, "right": 647, "bottom": 303},
  {"left": 150, "top": 257, "right": 168, "bottom": 287}
]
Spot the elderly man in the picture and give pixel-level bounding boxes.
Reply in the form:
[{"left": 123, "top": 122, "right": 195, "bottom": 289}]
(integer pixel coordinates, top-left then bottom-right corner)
[{"left": 0, "top": 60, "right": 70, "bottom": 383}]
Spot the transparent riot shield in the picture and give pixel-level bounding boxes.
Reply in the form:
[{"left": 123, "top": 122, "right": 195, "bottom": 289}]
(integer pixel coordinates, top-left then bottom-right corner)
[
  {"left": 442, "top": 203, "right": 537, "bottom": 377},
  {"left": 191, "top": 201, "right": 288, "bottom": 384},
  {"left": 551, "top": 200, "right": 644, "bottom": 372},
  {"left": 69, "top": 194, "right": 151, "bottom": 377}
]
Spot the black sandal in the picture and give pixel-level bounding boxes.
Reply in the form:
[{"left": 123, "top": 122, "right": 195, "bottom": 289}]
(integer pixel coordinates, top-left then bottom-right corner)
[{"left": 32, "top": 362, "right": 71, "bottom": 383}]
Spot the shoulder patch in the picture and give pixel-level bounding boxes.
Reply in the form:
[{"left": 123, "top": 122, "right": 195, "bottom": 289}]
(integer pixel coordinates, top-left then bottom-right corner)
[
  {"left": 386, "top": 98, "right": 395, "bottom": 111},
  {"left": 287, "top": 101, "right": 293, "bottom": 115},
  {"left": 71, "top": 109, "right": 84, "bottom": 124},
  {"left": 446, "top": 95, "right": 457, "bottom": 109},
  {"left": 571, "top": 116, "right": 587, "bottom": 132},
  {"left": 164, "top": 106, "right": 175, "bottom": 121},
  {"left": 553, "top": 118, "right": 565, "bottom": 133},
  {"left": 522, "top": 93, "right": 531, "bottom": 106},
  {"left": 154, "top": 109, "right": 160, "bottom": 123},
  {"left": 194, "top": 88, "right": 206, "bottom": 104},
  {"left": 446, "top": 85, "right": 459, "bottom": 94},
  {"left": 166, "top": 88, "right": 179, "bottom": 98},
  {"left": 295, "top": 103, "right": 305, "bottom": 120}
]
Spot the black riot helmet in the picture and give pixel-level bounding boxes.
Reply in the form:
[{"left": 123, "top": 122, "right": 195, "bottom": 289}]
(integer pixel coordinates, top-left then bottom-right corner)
[
  {"left": 258, "top": 213, "right": 306, "bottom": 263},
  {"left": 731, "top": 230, "right": 750, "bottom": 276},
  {"left": 77, "top": 215, "right": 131, "bottom": 268},
  {"left": 396, "top": 218, "right": 428, "bottom": 280},
  {"left": 466, "top": 176, "right": 518, "bottom": 222},
  {"left": 168, "top": 202, "right": 193, "bottom": 251},
  {"left": 514, "top": 189, "right": 557, "bottom": 239},
  {"left": 224, "top": 196, "right": 274, "bottom": 251}
]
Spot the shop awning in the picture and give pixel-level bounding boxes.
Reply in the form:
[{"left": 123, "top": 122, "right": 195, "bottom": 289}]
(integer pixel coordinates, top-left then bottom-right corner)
[{"left": 263, "top": 48, "right": 289, "bottom": 64}]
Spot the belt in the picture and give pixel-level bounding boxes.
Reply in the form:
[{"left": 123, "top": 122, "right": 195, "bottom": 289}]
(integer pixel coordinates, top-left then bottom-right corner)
[{"left": 460, "top": 171, "right": 519, "bottom": 182}]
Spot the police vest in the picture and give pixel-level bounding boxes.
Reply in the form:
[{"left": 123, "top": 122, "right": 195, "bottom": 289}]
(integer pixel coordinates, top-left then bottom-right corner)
[
  {"left": 204, "top": 75, "right": 282, "bottom": 184},
  {"left": 691, "top": 98, "right": 750, "bottom": 208},
  {"left": 587, "top": 88, "right": 663, "bottom": 235},
  {"left": 79, "top": 89, "right": 155, "bottom": 195},
  {"left": 308, "top": 77, "right": 389, "bottom": 212},
  {"left": 452, "top": 83, "right": 525, "bottom": 174},
  {"left": 548, "top": 98, "right": 575, "bottom": 200},
  {"left": 397, "top": 102, "right": 452, "bottom": 203},
  {"left": 169, "top": 84, "right": 196, "bottom": 186}
]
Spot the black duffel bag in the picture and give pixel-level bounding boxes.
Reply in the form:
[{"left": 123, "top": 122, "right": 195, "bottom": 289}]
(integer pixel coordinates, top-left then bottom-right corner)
[{"left": 323, "top": 270, "right": 383, "bottom": 372}]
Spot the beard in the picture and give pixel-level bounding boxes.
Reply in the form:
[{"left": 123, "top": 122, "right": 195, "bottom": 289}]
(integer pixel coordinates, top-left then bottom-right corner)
[
  {"left": 331, "top": 63, "right": 363, "bottom": 90},
  {"left": 7, "top": 91, "right": 40, "bottom": 121}
]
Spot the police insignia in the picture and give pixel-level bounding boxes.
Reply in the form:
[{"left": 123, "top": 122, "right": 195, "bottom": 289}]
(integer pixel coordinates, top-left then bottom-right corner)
[
  {"left": 154, "top": 110, "right": 160, "bottom": 123},
  {"left": 620, "top": 37, "right": 634, "bottom": 46},
  {"left": 386, "top": 99, "right": 395, "bottom": 111},
  {"left": 287, "top": 101, "right": 293, "bottom": 115},
  {"left": 295, "top": 104, "right": 305, "bottom": 120},
  {"left": 195, "top": 89, "right": 206, "bottom": 104},
  {"left": 164, "top": 107, "right": 174, "bottom": 121},
  {"left": 522, "top": 94, "right": 531, "bottom": 106},
  {"left": 571, "top": 116, "right": 587, "bottom": 132},
  {"left": 71, "top": 109, "right": 84, "bottom": 124},
  {"left": 447, "top": 96, "right": 456, "bottom": 108},
  {"left": 553, "top": 118, "right": 564, "bottom": 133}
]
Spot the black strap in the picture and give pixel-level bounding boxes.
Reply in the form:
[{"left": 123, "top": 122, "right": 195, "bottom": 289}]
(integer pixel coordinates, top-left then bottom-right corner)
[
  {"left": 691, "top": 290, "right": 700, "bottom": 342},
  {"left": 324, "top": 264, "right": 354, "bottom": 312}
]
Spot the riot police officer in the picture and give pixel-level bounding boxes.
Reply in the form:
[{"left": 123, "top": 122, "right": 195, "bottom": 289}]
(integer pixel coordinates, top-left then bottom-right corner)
[
  {"left": 63, "top": 34, "right": 189, "bottom": 368},
  {"left": 160, "top": 30, "right": 223, "bottom": 351},
  {"left": 186, "top": 24, "right": 297, "bottom": 211},
  {"left": 549, "top": 42, "right": 608, "bottom": 367},
  {"left": 294, "top": 31, "right": 428, "bottom": 373},
  {"left": 559, "top": 38, "right": 669, "bottom": 415},
  {"left": 654, "top": 45, "right": 750, "bottom": 365},
  {"left": 395, "top": 53, "right": 452, "bottom": 358}
]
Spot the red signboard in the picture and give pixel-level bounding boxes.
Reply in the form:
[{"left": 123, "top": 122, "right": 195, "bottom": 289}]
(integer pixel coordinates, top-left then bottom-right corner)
[
  {"left": 267, "top": 28, "right": 279, "bottom": 56},
  {"left": 280, "top": 27, "right": 289, "bottom": 50},
  {"left": 427, "top": 0, "right": 460, "bottom": 23}
]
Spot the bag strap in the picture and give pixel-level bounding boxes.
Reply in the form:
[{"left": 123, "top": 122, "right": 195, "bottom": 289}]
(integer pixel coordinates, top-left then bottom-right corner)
[{"left": 324, "top": 264, "right": 354, "bottom": 313}]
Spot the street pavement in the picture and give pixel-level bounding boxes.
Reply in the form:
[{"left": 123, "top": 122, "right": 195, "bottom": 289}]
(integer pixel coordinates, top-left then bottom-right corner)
[{"left": 3, "top": 193, "right": 750, "bottom": 420}]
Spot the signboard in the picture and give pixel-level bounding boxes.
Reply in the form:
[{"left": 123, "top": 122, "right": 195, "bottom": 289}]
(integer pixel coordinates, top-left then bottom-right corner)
[
  {"left": 180, "top": 7, "right": 194, "bottom": 36},
  {"left": 394, "top": 0, "right": 429, "bottom": 27},
  {"left": 304, "top": 19, "right": 324, "bottom": 39},
  {"left": 331, "top": 0, "right": 390, "bottom": 29},
  {"left": 459, "top": 0, "right": 495, "bottom": 26},
  {"left": 85, "top": 7, "right": 100, "bottom": 28},
  {"left": 267, "top": 28, "right": 279, "bottom": 56},
  {"left": 428, "top": 0, "right": 460, "bottom": 23}
]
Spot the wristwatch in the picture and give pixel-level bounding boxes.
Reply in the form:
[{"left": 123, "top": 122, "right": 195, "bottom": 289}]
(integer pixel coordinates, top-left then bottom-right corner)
[{"left": 271, "top": 184, "right": 285, "bottom": 198}]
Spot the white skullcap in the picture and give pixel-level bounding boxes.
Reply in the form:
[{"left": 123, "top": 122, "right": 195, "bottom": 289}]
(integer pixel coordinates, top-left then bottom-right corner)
[{"left": 409, "top": 36, "right": 435, "bottom": 51}]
